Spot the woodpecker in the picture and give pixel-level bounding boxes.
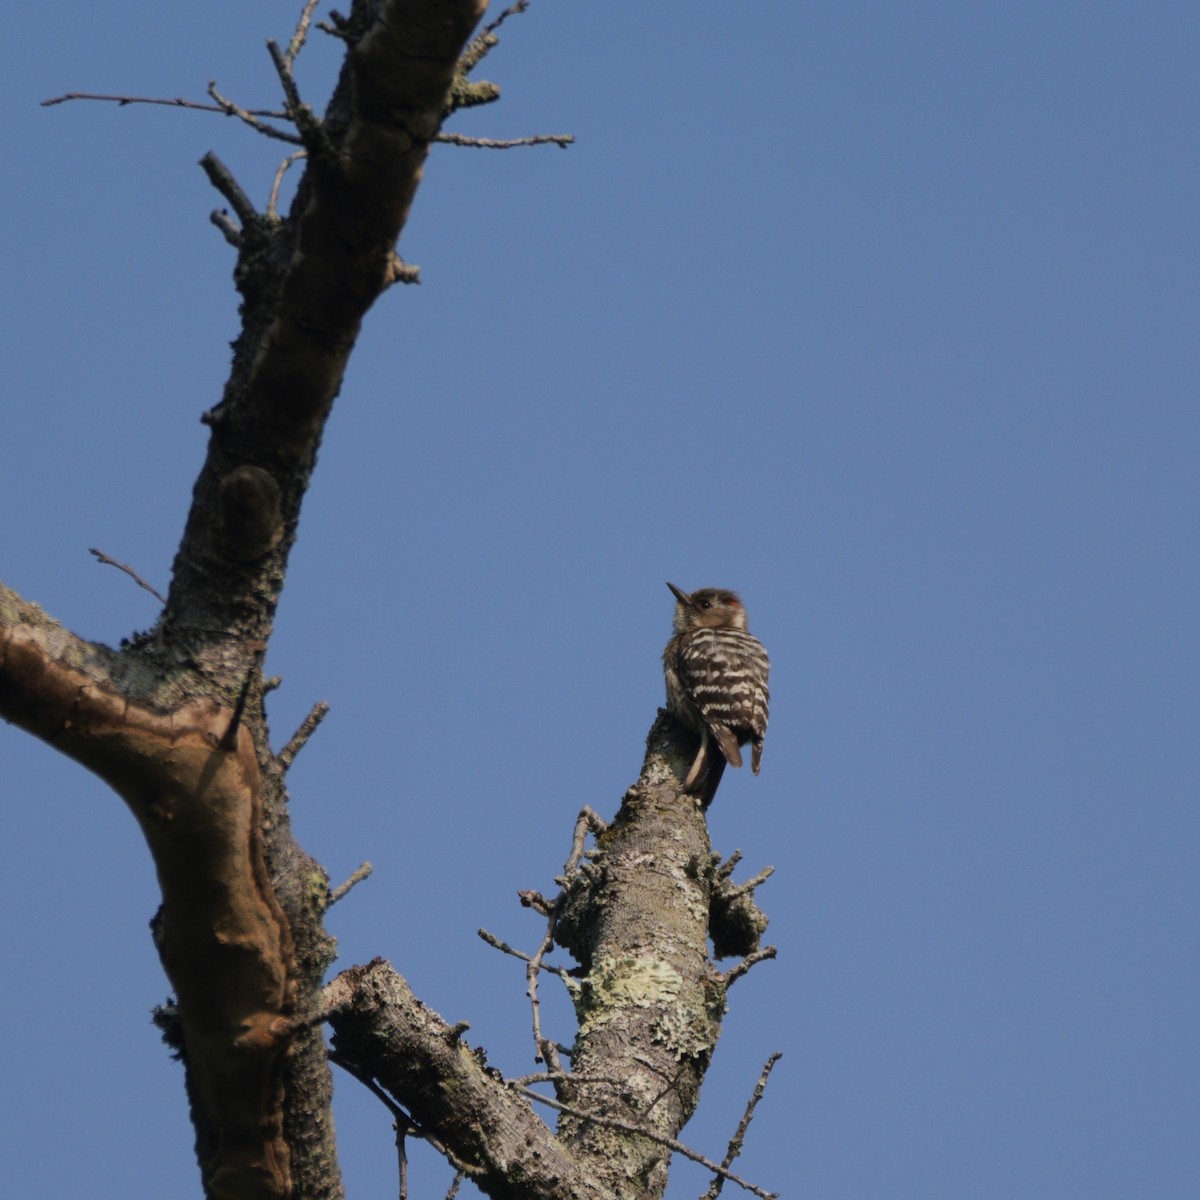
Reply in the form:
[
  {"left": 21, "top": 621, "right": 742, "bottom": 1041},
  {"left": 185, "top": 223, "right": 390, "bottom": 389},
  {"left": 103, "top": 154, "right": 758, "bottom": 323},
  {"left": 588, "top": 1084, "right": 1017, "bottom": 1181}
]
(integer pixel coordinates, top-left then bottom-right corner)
[{"left": 662, "top": 582, "right": 771, "bottom": 793}]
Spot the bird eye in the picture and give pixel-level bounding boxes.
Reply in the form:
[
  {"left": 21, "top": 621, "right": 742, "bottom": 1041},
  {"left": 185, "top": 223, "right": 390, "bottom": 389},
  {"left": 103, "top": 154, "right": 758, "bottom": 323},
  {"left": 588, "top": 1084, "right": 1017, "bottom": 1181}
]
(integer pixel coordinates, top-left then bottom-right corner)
[{"left": 700, "top": 601, "right": 712, "bottom": 610}]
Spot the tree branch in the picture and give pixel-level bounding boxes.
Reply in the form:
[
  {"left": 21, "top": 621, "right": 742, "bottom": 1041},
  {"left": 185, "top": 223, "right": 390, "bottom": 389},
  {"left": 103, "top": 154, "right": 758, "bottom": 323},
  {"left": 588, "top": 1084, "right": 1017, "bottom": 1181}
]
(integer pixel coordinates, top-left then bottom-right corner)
[
  {"left": 435, "top": 131, "right": 573, "bottom": 149},
  {"left": 329, "top": 862, "right": 373, "bottom": 905},
  {"left": 0, "top": 580, "right": 294, "bottom": 1198},
  {"left": 277, "top": 698, "right": 330, "bottom": 769},
  {"left": 520, "top": 1088, "right": 778, "bottom": 1200},
  {"left": 88, "top": 547, "right": 167, "bottom": 605},
  {"left": 284, "top": 0, "right": 323, "bottom": 66},
  {"left": 326, "top": 960, "right": 605, "bottom": 1199},
  {"left": 41, "top": 90, "right": 288, "bottom": 119},
  {"left": 199, "top": 152, "right": 259, "bottom": 227},
  {"left": 700, "top": 1053, "right": 782, "bottom": 1200},
  {"left": 207, "top": 78, "right": 303, "bottom": 143}
]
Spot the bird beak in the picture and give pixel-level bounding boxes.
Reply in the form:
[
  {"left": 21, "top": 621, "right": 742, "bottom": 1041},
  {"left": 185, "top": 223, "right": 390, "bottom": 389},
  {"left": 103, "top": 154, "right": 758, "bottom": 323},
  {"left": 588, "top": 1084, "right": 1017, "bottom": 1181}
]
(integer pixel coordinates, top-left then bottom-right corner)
[{"left": 666, "top": 582, "right": 692, "bottom": 606}]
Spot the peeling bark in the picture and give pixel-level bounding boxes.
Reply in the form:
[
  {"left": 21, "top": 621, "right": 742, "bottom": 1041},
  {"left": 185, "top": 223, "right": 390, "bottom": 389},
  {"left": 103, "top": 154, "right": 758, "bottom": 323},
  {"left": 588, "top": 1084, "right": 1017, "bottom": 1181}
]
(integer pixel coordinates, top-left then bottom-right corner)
[{"left": 0, "top": 591, "right": 295, "bottom": 1198}]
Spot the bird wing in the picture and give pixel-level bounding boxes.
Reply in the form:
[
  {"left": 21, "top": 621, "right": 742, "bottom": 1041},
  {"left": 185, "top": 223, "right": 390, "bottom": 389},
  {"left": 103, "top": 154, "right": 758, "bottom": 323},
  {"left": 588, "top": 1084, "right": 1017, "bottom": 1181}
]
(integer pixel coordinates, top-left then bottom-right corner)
[{"left": 677, "top": 629, "right": 770, "bottom": 767}]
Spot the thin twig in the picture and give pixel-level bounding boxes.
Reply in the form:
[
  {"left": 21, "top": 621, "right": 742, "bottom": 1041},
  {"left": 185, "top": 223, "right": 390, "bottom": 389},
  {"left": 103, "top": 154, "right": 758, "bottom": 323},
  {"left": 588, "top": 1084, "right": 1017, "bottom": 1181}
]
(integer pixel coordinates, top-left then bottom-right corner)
[
  {"left": 329, "top": 1053, "right": 485, "bottom": 1178},
  {"left": 477, "top": 928, "right": 574, "bottom": 982},
  {"left": 526, "top": 806, "right": 605, "bottom": 1069},
  {"left": 478, "top": 929, "right": 535, "bottom": 962},
  {"left": 459, "top": 0, "right": 532, "bottom": 74},
  {"left": 444, "top": 1170, "right": 466, "bottom": 1200},
  {"left": 642, "top": 1060, "right": 691, "bottom": 1119},
  {"left": 700, "top": 1053, "right": 782, "bottom": 1200},
  {"left": 726, "top": 865, "right": 774, "bottom": 899},
  {"left": 267, "top": 38, "right": 305, "bottom": 116},
  {"left": 458, "top": 0, "right": 535, "bottom": 76},
  {"left": 720, "top": 946, "right": 778, "bottom": 988},
  {"left": 435, "top": 132, "right": 573, "bottom": 149},
  {"left": 519, "top": 1088, "right": 778, "bottom": 1200},
  {"left": 41, "top": 90, "right": 287, "bottom": 119},
  {"left": 207, "top": 80, "right": 303, "bottom": 144},
  {"left": 510, "top": 1070, "right": 625, "bottom": 1089},
  {"left": 526, "top": 925, "right": 560, "bottom": 1070},
  {"left": 268, "top": 150, "right": 307, "bottom": 217},
  {"left": 316, "top": 12, "right": 351, "bottom": 41},
  {"left": 88, "top": 547, "right": 166, "bottom": 604},
  {"left": 277, "top": 699, "right": 330, "bottom": 769},
  {"left": 329, "top": 862, "right": 373, "bottom": 905},
  {"left": 496, "top": 806, "right": 608, "bottom": 1073},
  {"left": 285, "top": 0, "right": 323, "bottom": 65},
  {"left": 396, "top": 1124, "right": 408, "bottom": 1200},
  {"left": 484, "top": 0, "right": 531, "bottom": 37},
  {"left": 267, "top": 39, "right": 332, "bottom": 155}
]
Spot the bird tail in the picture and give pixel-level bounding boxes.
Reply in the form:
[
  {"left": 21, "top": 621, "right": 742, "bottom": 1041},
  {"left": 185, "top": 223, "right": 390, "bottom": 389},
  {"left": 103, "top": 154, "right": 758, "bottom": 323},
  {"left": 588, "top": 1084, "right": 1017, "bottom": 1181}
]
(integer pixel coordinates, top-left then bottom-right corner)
[{"left": 711, "top": 726, "right": 743, "bottom": 769}]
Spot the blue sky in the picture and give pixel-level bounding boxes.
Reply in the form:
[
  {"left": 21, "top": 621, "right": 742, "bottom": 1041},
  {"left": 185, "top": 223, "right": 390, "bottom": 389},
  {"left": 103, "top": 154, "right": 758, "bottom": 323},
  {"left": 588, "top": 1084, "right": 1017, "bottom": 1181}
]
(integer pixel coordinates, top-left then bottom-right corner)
[{"left": 2, "top": 3, "right": 1198, "bottom": 1197}]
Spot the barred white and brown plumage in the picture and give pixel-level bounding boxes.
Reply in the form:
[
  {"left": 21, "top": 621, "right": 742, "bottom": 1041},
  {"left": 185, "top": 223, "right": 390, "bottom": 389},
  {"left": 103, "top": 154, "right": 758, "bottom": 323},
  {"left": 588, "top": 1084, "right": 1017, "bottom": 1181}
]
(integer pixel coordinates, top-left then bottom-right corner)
[{"left": 662, "top": 582, "right": 771, "bottom": 793}]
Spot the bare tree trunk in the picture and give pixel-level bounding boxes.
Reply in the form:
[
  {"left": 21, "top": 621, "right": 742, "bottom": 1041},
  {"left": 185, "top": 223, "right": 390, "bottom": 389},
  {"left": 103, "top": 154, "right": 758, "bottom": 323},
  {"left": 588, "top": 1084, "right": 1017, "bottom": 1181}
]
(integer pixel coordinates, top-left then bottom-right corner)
[{"left": 0, "top": 6, "right": 776, "bottom": 1199}]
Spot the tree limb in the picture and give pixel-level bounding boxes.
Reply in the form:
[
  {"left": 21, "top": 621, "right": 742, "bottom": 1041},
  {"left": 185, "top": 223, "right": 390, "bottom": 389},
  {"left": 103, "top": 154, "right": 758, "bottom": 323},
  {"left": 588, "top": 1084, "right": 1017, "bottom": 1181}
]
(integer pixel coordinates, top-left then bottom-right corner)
[
  {"left": 0, "top": 581, "right": 294, "bottom": 1198},
  {"left": 326, "top": 960, "right": 606, "bottom": 1200}
]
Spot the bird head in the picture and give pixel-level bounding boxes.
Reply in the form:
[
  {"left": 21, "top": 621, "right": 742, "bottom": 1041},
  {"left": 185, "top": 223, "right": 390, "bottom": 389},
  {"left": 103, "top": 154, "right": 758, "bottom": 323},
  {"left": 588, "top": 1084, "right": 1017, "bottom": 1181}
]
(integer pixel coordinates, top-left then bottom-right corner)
[{"left": 666, "top": 582, "right": 749, "bottom": 632}]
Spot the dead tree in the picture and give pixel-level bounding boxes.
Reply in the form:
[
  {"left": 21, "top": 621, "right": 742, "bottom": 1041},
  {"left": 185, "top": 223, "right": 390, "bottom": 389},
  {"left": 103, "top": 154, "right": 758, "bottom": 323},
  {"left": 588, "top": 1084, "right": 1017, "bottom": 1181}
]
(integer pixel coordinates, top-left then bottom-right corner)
[{"left": 0, "top": 4, "right": 777, "bottom": 1198}]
